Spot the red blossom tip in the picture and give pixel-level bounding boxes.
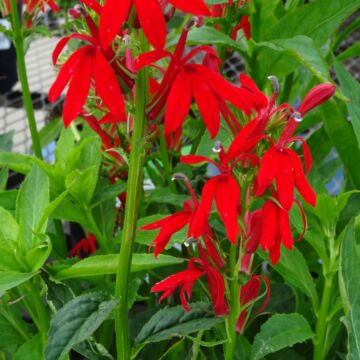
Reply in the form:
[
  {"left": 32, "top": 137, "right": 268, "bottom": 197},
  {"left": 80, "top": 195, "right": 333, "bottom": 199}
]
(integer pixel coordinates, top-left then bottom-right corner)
[{"left": 298, "top": 84, "right": 336, "bottom": 115}]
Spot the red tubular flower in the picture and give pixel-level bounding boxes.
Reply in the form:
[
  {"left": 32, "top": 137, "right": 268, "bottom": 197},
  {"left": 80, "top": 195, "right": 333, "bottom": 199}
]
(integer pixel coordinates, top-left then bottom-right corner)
[
  {"left": 69, "top": 233, "right": 97, "bottom": 259},
  {"left": 151, "top": 246, "right": 228, "bottom": 316},
  {"left": 181, "top": 127, "right": 261, "bottom": 244},
  {"left": 134, "top": 27, "right": 258, "bottom": 139},
  {"left": 48, "top": 15, "right": 128, "bottom": 127},
  {"left": 298, "top": 84, "right": 336, "bottom": 115},
  {"left": 99, "top": 0, "right": 210, "bottom": 50},
  {"left": 236, "top": 275, "right": 270, "bottom": 332}
]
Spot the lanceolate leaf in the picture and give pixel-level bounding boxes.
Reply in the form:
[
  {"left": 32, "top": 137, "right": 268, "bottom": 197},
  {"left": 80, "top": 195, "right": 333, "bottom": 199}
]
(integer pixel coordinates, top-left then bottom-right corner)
[
  {"left": 259, "top": 247, "right": 319, "bottom": 308},
  {"left": 250, "top": 313, "right": 314, "bottom": 360},
  {"left": 0, "top": 271, "right": 36, "bottom": 293},
  {"left": 264, "top": 0, "right": 360, "bottom": 46},
  {"left": 135, "top": 302, "right": 223, "bottom": 344},
  {"left": 52, "top": 254, "right": 184, "bottom": 281},
  {"left": 45, "top": 293, "right": 117, "bottom": 360},
  {"left": 339, "top": 221, "right": 360, "bottom": 359}
]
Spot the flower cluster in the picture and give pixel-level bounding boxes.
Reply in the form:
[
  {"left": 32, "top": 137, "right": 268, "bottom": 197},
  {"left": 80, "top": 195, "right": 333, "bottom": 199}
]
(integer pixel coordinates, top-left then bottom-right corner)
[{"left": 49, "top": 0, "right": 336, "bottom": 330}]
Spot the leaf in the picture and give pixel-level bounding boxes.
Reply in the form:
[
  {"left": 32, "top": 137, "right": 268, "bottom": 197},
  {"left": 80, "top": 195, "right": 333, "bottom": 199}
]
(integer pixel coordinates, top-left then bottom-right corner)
[
  {"left": 264, "top": 0, "right": 360, "bottom": 46},
  {"left": 45, "top": 293, "right": 117, "bottom": 360},
  {"left": 321, "top": 101, "right": 360, "bottom": 189},
  {"left": 256, "top": 36, "right": 330, "bottom": 82},
  {"left": 26, "top": 234, "right": 52, "bottom": 272},
  {"left": 135, "top": 302, "right": 223, "bottom": 344},
  {"left": 250, "top": 313, "right": 314, "bottom": 360},
  {"left": 91, "top": 180, "right": 126, "bottom": 207},
  {"left": 0, "top": 206, "right": 18, "bottom": 243},
  {"left": 38, "top": 118, "right": 62, "bottom": 149},
  {"left": 16, "top": 165, "right": 50, "bottom": 249},
  {"left": 52, "top": 254, "right": 184, "bottom": 281},
  {"left": 259, "top": 247, "right": 319, "bottom": 308},
  {"left": 0, "top": 271, "right": 36, "bottom": 293},
  {"left": 14, "top": 335, "right": 42, "bottom": 360},
  {"left": 0, "top": 152, "right": 35, "bottom": 174},
  {"left": 0, "top": 131, "right": 14, "bottom": 152},
  {"left": 0, "top": 190, "right": 18, "bottom": 211},
  {"left": 334, "top": 61, "right": 360, "bottom": 151},
  {"left": 339, "top": 221, "right": 360, "bottom": 359},
  {"left": 336, "top": 42, "right": 360, "bottom": 62}
]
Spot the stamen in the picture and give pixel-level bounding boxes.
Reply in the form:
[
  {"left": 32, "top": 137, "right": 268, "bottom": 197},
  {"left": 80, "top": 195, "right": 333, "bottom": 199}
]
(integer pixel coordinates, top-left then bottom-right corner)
[
  {"left": 212, "top": 140, "right": 222, "bottom": 153},
  {"left": 184, "top": 236, "right": 197, "bottom": 247},
  {"left": 185, "top": 17, "right": 199, "bottom": 31},
  {"left": 172, "top": 173, "right": 198, "bottom": 205},
  {"left": 267, "top": 75, "right": 279, "bottom": 95},
  {"left": 292, "top": 111, "right": 303, "bottom": 123}
]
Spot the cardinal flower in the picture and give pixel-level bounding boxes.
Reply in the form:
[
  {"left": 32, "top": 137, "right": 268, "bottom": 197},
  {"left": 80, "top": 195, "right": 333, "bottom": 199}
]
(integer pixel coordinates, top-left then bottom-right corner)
[
  {"left": 237, "top": 275, "right": 270, "bottom": 332},
  {"left": 134, "top": 26, "right": 258, "bottom": 139},
  {"left": 48, "top": 15, "right": 128, "bottom": 127},
  {"left": 151, "top": 244, "right": 228, "bottom": 315},
  {"left": 139, "top": 175, "right": 224, "bottom": 268},
  {"left": 99, "top": 0, "right": 210, "bottom": 50},
  {"left": 181, "top": 126, "right": 262, "bottom": 244},
  {"left": 69, "top": 233, "right": 97, "bottom": 259}
]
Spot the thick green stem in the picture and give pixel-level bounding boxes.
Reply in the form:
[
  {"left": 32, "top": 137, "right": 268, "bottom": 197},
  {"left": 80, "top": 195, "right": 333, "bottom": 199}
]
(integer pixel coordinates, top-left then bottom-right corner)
[
  {"left": 225, "top": 244, "right": 241, "bottom": 360},
  {"left": 313, "top": 275, "right": 333, "bottom": 360},
  {"left": 9, "top": 0, "right": 43, "bottom": 159},
  {"left": 115, "top": 32, "right": 149, "bottom": 360}
]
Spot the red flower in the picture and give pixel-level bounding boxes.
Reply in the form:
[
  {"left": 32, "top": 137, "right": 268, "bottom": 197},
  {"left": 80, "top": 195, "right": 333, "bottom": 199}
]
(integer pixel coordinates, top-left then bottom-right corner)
[
  {"left": 69, "top": 233, "right": 97, "bottom": 259},
  {"left": 181, "top": 125, "right": 261, "bottom": 243},
  {"left": 139, "top": 176, "right": 224, "bottom": 268},
  {"left": 236, "top": 275, "right": 270, "bottom": 332},
  {"left": 99, "top": 0, "right": 210, "bottom": 50},
  {"left": 231, "top": 16, "right": 251, "bottom": 40},
  {"left": 134, "top": 27, "right": 258, "bottom": 139},
  {"left": 298, "top": 84, "right": 336, "bottom": 115},
  {"left": 48, "top": 15, "right": 127, "bottom": 127},
  {"left": 151, "top": 244, "right": 228, "bottom": 315}
]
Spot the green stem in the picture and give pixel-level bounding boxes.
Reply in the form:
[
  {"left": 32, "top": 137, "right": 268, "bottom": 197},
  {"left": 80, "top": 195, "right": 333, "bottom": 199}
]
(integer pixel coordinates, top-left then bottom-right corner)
[
  {"left": 9, "top": 0, "right": 43, "bottom": 159},
  {"left": 115, "top": 31, "right": 149, "bottom": 360},
  {"left": 313, "top": 275, "right": 333, "bottom": 360},
  {"left": 191, "top": 331, "right": 204, "bottom": 360},
  {"left": 225, "top": 244, "right": 241, "bottom": 360}
]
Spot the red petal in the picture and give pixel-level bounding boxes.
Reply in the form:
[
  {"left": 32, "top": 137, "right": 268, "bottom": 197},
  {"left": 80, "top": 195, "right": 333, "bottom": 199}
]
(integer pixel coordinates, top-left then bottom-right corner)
[
  {"left": 62, "top": 48, "right": 93, "bottom": 126},
  {"left": 259, "top": 201, "right": 278, "bottom": 250},
  {"left": 168, "top": 0, "right": 210, "bottom": 16},
  {"left": 203, "top": 227, "right": 224, "bottom": 268},
  {"left": 180, "top": 155, "right": 218, "bottom": 169},
  {"left": 287, "top": 149, "right": 316, "bottom": 207},
  {"left": 215, "top": 175, "right": 240, "bottom": 244},
  {"left": 139, "top": 212, "right": 183, "bottom": 230},
  {"left": 268, "top": 240, "right": 281, "bottom": 265},
  {"left": 134, "top": 0, "right": 166, "bottom": 50},
  {"left": 165, "top": 70, "right": 192, "bottom": 135},
  {"left": 133, "top": 50, "right": 171, "bottom": 72},
  {"left": 276, "top": 152, "right": 294, "bottom": 211},
  {"left": 48, "top": 46, "right": 89, "bottom": 103},
  {"left": 191, "top": 74, "right": 220, "bottom": 139},
  {"left": 80, "top": 0, "right": 102, "bottom": 14},
  {"left": 99, "top": 0, "right": 131, "bottom": 49},
  {"left": 92, "top": 49, "right": 126, "bottom": 120},
  {"left": 290, "top": 136, "right": 313, "bottom": 174},
  {"left": 246, "top": 210, "right": 262, "bottom": 253},
  {"left": 254, "top": 147, "right": 279, "bottom": 196},
  {"left": 278, "top": 207, "right": 293, "bottom": 250},
  {"left": 239, "top": 73, "right": 268, "bottom": 109},
  {"left": 189, "top": 177, "right": 218, "bottom": 239}
]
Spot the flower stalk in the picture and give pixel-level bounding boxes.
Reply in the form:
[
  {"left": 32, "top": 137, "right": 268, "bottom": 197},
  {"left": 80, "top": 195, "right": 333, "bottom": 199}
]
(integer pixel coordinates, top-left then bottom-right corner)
[
  {"left": 114, "top": 30, "right": 149, "bottom": 360},
  {"left": 9, "top": 0, "right": 43, "bottom": 159}
]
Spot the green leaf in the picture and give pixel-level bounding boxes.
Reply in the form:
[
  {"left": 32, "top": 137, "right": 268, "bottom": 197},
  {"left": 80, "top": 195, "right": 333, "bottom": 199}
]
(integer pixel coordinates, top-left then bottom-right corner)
[
  {"left": 264, "top": 0, "right": 360, "bottom": 46},
  {"left": 0, "top": 271, "right": 35, "bottom": 293},
  {"left": 45, "top": 292, "right": 117, "bottom": 360},
  {"left": 38, "top": 118, "right": 62, "bottom": 149},
  {"left": 0, "top": 190, "right": 18, "bottom": 211},
  {"left": 52, "top": 254, "right": 184, "bottom": 281},
  {"left": 339, "top": 222, "right": 360, "bottom": 359},
  {"left": 336, "top": 42, "right": 360, "bottom": 62},
  {"left": 0, "top": 312, "right": 27, "bottom": 347},
  {"left": 14, "top": 335, "right": 42, "bottom": 360},
  {"left": 0, "top": 152, "right": 35, "bottom": 174},
  {"left": 91, "top": 180, "right": 126, "bottom": 207},
  {"left": 135, "top": 303, "right": 223, "bottom": 344},
  {"left": 250, "top": 313, "right": 314, "bottom": 360},
  {"left": 0, "top": 131, "right": 14, "bottom": 152},
  {"left": 321, "top": 101, "right": 360, "bottom": 189},
  {"left": 0, "top": 206, "right": 18, "bottom": 243},
  {"left": 260, "top": 247, "right": 318, "bottom": 308},
  {"left": 334, "top": 61, "right": 360, "bottom": 150},
  {"left": 26, "top": 234, "right": 52, "bottom": 272},
  {"left": 16, "top": 165, "right": 50, "bottom": 249}
]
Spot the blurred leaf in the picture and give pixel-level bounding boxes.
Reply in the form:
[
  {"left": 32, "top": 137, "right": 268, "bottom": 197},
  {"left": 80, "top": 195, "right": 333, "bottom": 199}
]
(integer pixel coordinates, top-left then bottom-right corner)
[
  {"left": 45, "top": 293, "right": 117, "bottom": 360},
  {"left": 38, "top": 118, "right": 62, "bottom": 149},
  {"left": 334, "top": 61, "right": 360, "bottom": 150},
  {"left": 339, "top": 221, "right": 360, "bottom": 360},
  {"left": 0, "top": 190, "right": 17, "bottom": 211},
  {"left": 264, "top": 0, "right": 360, "bottom": 46},
  {"left": 0, "top": 131, "right": 14, "bottom": 152},
  {"left": 0, "top": 153, "right": 35, "bottom": 174},
  {"left": 0, "top": 206, "right": 18, "bottom": 243},
  {"left": 0, "top": 271, "right": 35, "bottom": 293},
  {"left": 250, "top": 313, "right": 314, "bottom": 360},
  {"left": 52, "top": 253, "right": 184, "bottom": 281},
  {"left": 135, "top": 302, "right": 223, "bottom": 344},
  {"left": 92, "top": 180, "right": 126, "bottom": 207},
  {"left": 336, "top": 42, "right": 360, "bottom": 62},
  {"left": 14, "top": 335, "right": 42, "bottom": 360},
  {"left": 26, "top": 233, "right": 52, "bottom": 272},
  {"left": 147, "top": 188, "right": 188, "bottom": 207},
  {"left": 321, "top": 101, "right": 360, "bottom": 189}
]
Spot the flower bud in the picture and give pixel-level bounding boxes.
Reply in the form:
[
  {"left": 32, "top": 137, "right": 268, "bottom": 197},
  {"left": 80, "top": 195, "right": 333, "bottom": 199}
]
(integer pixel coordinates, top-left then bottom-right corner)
[{"left": 298, "top": 84, "right": 336, "bottom": 115}]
